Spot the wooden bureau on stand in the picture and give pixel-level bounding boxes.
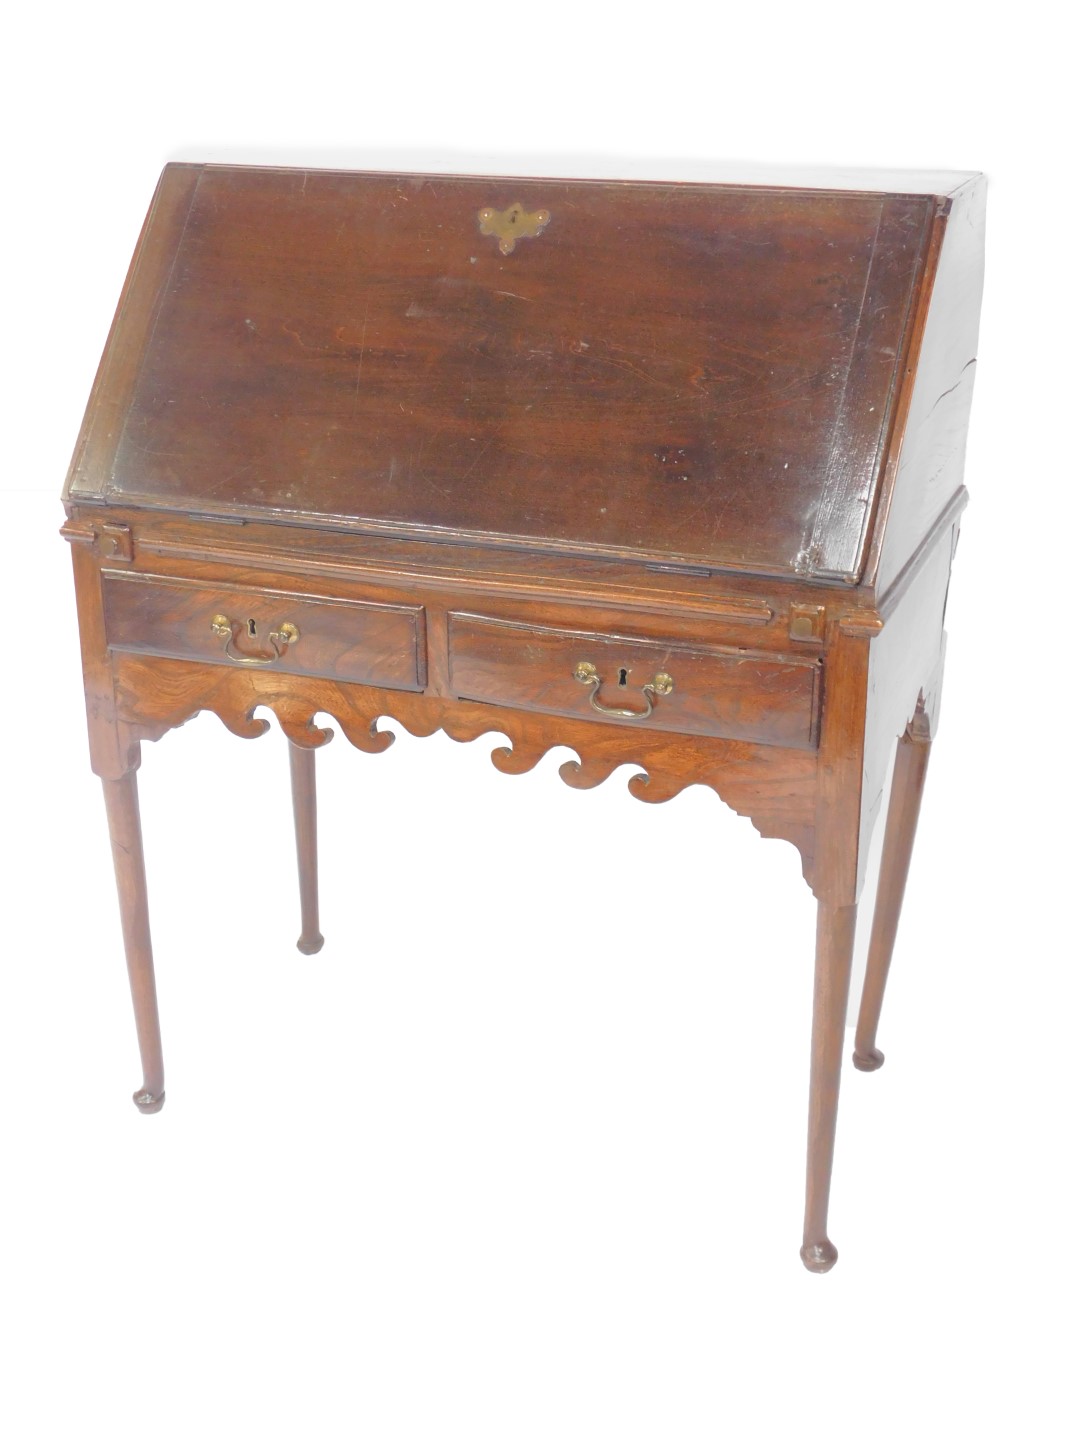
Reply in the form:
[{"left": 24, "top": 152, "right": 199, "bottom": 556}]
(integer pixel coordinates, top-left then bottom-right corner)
[{"left": 62, "top": 162, "right": 985, "bottom": 1270}]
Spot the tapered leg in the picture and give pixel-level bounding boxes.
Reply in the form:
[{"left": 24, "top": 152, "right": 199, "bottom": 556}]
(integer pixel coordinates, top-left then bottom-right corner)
[
  {"left": 853, "top": 714, "right": 932, "bottom": 1072},
  {"left": 102, "top": 770, "right": 165, "bottom": 1114},
  {"left": 801, "top": 901, "right": 857, "bottom": 1273},
  {"left": 289, "top": 743, "right": 324, "bottom": 955}
]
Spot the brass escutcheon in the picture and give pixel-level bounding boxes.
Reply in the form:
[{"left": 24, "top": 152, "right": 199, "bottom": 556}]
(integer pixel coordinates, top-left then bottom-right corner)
[
  {"left": 478, "top": 202, "right": 551, "bottom": 255},
  {"left": 573, "top": 660, "right": 674, "bottom": 720},
  {"left": 211, "top": 614, "right": 300, "bottom": 666}
]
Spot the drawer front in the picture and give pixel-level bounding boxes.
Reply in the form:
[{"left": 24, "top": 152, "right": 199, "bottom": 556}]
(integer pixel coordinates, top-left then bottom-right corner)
[
  {"left": 102, "top": 572, "right": 426, "bottom": 691},
  {"left": 448, "top": 613, "right": 821, "bottom": 749}
]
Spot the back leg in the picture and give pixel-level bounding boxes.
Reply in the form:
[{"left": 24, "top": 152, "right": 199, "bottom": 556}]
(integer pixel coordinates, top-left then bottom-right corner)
[{"left": 853, "top": 705, "right": 932, "bottom": 1071}]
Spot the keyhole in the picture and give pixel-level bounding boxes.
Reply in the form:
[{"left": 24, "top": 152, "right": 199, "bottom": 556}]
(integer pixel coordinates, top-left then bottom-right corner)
[
  {"left": 247, "top": 618, "right": 257, "bottom": 638},
  {"left": 618, "top": 667, "right": 629, "bottom": 687}
]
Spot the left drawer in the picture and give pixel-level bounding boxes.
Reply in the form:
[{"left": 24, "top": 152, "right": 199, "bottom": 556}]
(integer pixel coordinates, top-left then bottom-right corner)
[{"left": 101, "top": 571, "right": 427, "bottom": 691}]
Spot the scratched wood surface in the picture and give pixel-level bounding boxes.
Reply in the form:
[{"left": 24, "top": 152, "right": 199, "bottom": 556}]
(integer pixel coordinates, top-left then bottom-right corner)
[{"left": 67, "top": 163, "right": 944, "bottom": 582}]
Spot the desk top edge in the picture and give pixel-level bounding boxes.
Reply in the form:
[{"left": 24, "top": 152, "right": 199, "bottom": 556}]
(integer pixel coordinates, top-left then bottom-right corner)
[{"left": 187, "top": 158, "right": 983, "bottom": 201}]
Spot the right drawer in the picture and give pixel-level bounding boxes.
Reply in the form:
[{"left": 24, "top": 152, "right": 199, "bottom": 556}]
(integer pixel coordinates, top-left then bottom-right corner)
[{"left": 447, "top": 612, "right": 821, "bottom": 750}]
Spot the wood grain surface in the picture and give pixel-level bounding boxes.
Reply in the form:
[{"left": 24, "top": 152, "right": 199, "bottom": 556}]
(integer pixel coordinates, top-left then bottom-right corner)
[
  {"left": 67, "top": 164, "right": 941, "bottom": 582},
  {"left": 101, "top": 568, "right": 426, "bottom": 689},
  {"left": 447, "top": 610, "right": 821, "bottom": 747}
]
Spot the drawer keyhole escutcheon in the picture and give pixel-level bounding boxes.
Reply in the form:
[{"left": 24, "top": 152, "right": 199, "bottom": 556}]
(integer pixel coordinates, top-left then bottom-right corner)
[
  {"left": 573, "top": 660, "right": 674, "bottom": 721},
  {"left": 211, "top": 613, "right": 301, "bottom": 666},
  {"left": 477, "top": 202, "right": 551, "bottom": 255}
]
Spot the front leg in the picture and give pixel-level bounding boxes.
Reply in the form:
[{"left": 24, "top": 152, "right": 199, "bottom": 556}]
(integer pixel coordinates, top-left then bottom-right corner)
[
  {"left": 102, "top": 768, "right": 165, "bottom": 1113},
  {"left": 801, "top": 900, "right": 857, "bottom": 1272}
]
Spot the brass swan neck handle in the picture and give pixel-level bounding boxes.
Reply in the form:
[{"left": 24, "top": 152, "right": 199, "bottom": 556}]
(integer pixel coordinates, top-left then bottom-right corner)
[
  {"left": 211, "top": 614, "right": 300, "bottom": 666},
  {"left": 573, "top": 661, "right": 674, "bottom": 720}
]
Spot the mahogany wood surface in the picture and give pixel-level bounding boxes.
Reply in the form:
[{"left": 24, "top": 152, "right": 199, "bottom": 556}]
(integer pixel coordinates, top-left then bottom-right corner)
[
  {"left": 66, "top": 164, "right": 957, "bottom": 585},
  {"left": 101, "top": 770, "right": 165, "bottom": 1114},
  {"left": 801, "top": 901, "right": 858, "bottom": 1272},
  {"left": 106, "top": 652, "right": 821, "bottom": 872},
  {"left": 61, "top": 160, "right": 985, "bottom": 1271},
  {"left": 871, "top": 177, "right": 986, "bottom": 594},
  {"left": 447, "top": 611, "right": 822, "bottom": 748},
  {"left": 101, "top": 568, "right": 426, "bottom": 690},
  {"left": 853, "top": 709, "right": 933, "bottom": 1071}
]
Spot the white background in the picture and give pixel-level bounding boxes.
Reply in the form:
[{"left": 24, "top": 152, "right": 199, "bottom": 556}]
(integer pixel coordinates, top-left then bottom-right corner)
[{"left": 3, "top": 4, "right": 1077, "bottom": 1435}]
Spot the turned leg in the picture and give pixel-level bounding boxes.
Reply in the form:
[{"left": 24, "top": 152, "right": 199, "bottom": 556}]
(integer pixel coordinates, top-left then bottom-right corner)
[
  {"left": 853, "top": 711, "right": 932, "bottom": 1072},
  {"left": 289, "top": 743, "right": 324, "bottom": 955},
  {"left": 102, "top": 770, "right": 165, "bottom": 1114},
  {"left": 801, "top": 901, "right": 857, "bottom": 1273}
]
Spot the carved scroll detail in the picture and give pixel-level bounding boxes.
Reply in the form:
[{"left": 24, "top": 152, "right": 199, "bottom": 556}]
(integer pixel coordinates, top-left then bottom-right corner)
[{"left": 111, "top": 654, "right": 817, "bottom": 881}]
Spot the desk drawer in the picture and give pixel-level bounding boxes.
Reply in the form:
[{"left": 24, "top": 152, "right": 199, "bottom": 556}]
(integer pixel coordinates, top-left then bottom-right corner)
[
  {"left": 448, "top": 613, "right": 821, "bottom": 749},
  {"left": 102, "top": 572, "right": 426, "bottom": 691}
]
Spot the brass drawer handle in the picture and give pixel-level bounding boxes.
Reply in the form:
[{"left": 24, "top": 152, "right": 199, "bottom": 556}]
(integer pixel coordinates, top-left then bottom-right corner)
[
  {"left": 573, "top": 661, "right": 673, "bottom": 720},
  {"left": 210, "top": 614, "right": 300, "bottom": 666}
]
